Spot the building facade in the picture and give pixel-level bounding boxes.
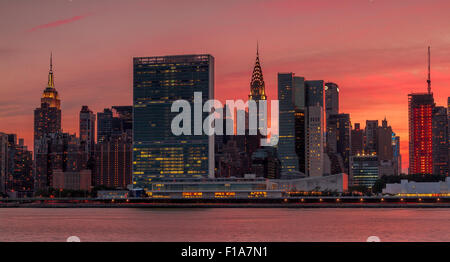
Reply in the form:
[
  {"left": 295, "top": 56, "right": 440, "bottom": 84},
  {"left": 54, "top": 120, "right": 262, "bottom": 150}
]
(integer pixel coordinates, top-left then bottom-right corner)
[
  {"left": 133, "top": 55, "right": 215, "bottom": 190},
  {"left": 408, "top": 93, "right": 434, "bottom": 174},
  {"left": 350, "top": 155, "right": 379, "bottom": 188},
  {"left": 305, "top": 80, "right": 325, "bottom": 177},
  {"left": 79, "top": 105, "right": 96, "bottom": 158},
  {"left": 432, "top": 106, "right": 448, "bottom": 176}
]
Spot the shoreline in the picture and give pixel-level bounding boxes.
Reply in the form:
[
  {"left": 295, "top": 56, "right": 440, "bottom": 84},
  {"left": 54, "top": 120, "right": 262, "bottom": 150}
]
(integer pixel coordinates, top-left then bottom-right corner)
[{"left": 2, "top": 203, "right": 450, "bottom": 208}]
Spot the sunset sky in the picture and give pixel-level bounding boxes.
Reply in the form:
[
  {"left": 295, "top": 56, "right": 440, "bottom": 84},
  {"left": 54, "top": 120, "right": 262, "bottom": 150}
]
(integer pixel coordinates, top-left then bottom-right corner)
[{"left": 1, "top": 0, "right": 449, "bottom": 172}]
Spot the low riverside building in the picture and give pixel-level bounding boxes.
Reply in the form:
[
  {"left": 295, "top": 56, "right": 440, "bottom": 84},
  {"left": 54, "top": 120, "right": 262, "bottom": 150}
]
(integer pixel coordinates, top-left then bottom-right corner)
[
  {"left": 383, "top": 177, "right": 450, "bottom": 196},
  {"left": 52, "top": 169, "right": 91, "bottom": 191},
  {"left": 139, "top": 175, "right": 282, "bottom": 199},
  {"left": 267, "top": 173, "right": 348, "bottom": 193},
  {"left": 97, "top": 190, "right": 129, "bottom": 199}
]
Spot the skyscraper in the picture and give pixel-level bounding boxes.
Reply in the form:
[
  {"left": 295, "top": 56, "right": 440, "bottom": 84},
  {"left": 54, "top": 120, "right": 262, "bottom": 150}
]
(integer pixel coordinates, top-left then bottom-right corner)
[
  {"left": 325, "top": 82, "right": 339, "bottom": 120},
  {"left": 0, "top": 133, "right": 8, "bottom": 194},
  {"left": 377, "top": 118, "right": 396, "bottom": 176},
  {"left": 327, "top": 114, "right": 351, "bottom": 173},
  {"left": 305, "top": 80, "right": 325, "bottom": 177},
  {"left": 247, "top": 45, "right": 266, "bottom": 155},
  {"left": 97, "top": 108, "right": 113, "bottom": 144},
  {"left": 351, "top": 123, "right": 364, "bottom": 156},
  {"left": 432, "top": 106, "right": 448, "bottom": 176},
  {"left": 95, "top": 106, "right": 133, "bottom": 188},
  {"left": 393, "top": 134, "right": 402, "bottom": 174},
  {"left": 133, "top": 55, "right": 215, "bottom": 190},
  {"left": 248, "top": 45, "right": 267, "bottom": 102},
  {"left": 34, "top": 54, "right": 61, "bottom": 154},
  {"left": 79, "top": 106, "right": 96, "bottom": 158},
  {"left": 408, "top": 93, "right": 434, "bottom": 174},
  {"left": 365, "top": 120, "right": 378, "bottom": 154},
  {"left": 278, "top": 73, "right": 301, "bottom": 173}
]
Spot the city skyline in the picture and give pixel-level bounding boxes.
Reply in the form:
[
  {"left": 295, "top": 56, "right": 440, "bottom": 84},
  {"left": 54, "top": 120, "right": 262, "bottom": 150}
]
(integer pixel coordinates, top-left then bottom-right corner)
[{"left": 1, "top": 1, "right": 450, "bottom": 173}]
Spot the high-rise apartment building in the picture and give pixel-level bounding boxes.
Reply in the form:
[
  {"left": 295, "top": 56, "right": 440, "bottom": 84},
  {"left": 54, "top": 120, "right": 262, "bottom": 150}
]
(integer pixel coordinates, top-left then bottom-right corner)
[{"left": 408, "top": 93, "right": 434, "bottom": 174}]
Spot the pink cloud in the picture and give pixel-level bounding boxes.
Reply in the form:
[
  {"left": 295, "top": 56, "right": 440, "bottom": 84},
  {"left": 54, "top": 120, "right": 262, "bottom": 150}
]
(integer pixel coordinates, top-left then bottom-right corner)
[{"left": 27, "top": 14, "right": 91, "bottom": 32}]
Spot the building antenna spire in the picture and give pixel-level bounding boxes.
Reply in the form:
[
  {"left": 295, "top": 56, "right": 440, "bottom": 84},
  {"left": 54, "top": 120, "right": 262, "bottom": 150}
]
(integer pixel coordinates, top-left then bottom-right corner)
[
  {"left": 50, "top": 52, "right": 53, "bottom": 72},
  {"left": 257, "top": 41, "right": 259, "bottom": 57},
  {"left": 427, "top": 46, "right": 431, "bottom": 94}
]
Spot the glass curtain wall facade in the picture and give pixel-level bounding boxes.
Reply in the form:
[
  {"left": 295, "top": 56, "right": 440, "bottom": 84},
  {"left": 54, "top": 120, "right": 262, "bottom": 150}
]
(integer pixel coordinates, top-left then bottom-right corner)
[{"left": 133, "top": 55, "right": 214, "bottom": 190}]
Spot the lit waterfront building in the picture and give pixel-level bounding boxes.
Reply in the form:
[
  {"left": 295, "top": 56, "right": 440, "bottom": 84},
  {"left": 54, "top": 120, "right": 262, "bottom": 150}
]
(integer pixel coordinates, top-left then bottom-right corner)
[
  {"left": 408, "top": 93, "right": 434, "bottom": 174},
  {"left": 133, "top": 55, "right": 215, "bottom": 190},
  {"left": 350, "top": 154, "right": 379, "bottom": 188}
]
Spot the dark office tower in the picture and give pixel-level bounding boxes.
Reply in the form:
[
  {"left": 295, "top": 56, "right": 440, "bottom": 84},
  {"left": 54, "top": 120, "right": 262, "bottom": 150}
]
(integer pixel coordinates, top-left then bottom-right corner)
[
  {"left": 278, "top": 73, "right": 302, "bottom": 173},
  {"left": 97, "top": 108, "right": 113, "bottom": 143},
  {"left": 133, "top": 55, "right": 214, "bottom": 190},
  {"left": 325, "top": 82, "right": 339, "bottom": 120},
  {"left": 393, "top": 135, "right": 402, "bottom": 174},
  {"left": 251, "top": 147, "right": 281, "bottom": 179},
  {"left": 432, "top": 106, "right": 448, "bottom": 176},
  {"left": 295, "top": 109, "right": 306, "bottom": 174},
  {"left": 377, "top": 118, "right": 394, "bottom": 161},
  {"left": 305, "top": 80, "right": 325, "bottom": 177},
  {"left": 80, "top": 106, "right": 96, "bottom": 157},
  {"left": 0, "top": 133, "right": 8, "bottom": 194},
  {"left": 112, "top": 106, "right": 133, "bottom": 136},
  {"left": 448, "top": 97, "right": 450, "bottom": 174},
  {"left": 34, "top": 54, "right": 61, "bottom": 154},
  {"left": 327, "top": 114, "right": 351, "bottom": 173},
  {"left": 351, "top": 123, "right": 364, "bottom": 156},
  {"left": 408, "top": 93, "right": 434, "bottom": 175},
  {"left": 377, "top": 118, "right": 396, "bottom": 176},
  {"left": 365, "top": 120, "right": 378, "bottom": 154}
]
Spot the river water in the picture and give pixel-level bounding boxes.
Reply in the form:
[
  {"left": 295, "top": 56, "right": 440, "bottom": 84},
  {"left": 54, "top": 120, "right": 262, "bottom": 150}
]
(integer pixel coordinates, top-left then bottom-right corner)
[{"left": 0, "top": 208, "right": 448, "bottom": 242}]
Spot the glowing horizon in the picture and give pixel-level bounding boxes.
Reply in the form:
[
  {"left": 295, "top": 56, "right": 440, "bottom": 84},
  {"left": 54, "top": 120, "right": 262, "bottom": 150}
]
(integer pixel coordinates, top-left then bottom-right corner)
[{"left": 1, "top": 0, "right": 450, "bottom": 173}]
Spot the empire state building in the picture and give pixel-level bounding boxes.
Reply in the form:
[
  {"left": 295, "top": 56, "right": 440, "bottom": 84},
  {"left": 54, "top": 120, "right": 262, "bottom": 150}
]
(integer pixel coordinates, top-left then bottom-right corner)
[{"left": 34, "top": 54, "right": 62, "bottom": 151}]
